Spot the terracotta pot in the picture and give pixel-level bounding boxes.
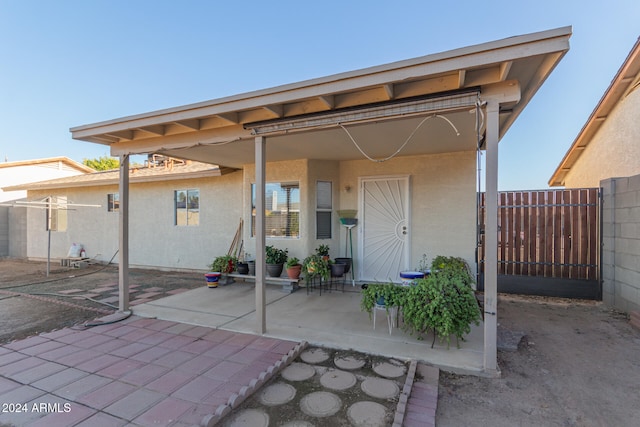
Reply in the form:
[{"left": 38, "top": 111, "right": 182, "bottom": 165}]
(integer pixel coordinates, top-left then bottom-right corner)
[{"left": 286, "top": 264, "right": 302, "bottom": 279}]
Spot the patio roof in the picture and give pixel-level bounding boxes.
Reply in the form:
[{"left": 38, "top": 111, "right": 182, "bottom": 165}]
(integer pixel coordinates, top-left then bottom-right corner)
[
  {"left": 71, "top": 27, "right": 572, "bottom": 168},
  {"left": 68, "top": 27, "right": 572, "bottom": 376}
]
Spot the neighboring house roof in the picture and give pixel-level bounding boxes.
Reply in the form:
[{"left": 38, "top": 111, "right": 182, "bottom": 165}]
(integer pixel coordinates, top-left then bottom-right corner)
[
  {"left": 549, "top": 37, "right": 640, "bottom": 187},
  {"left": 0, "top": 156, "right": 96, "bottom": 202},
  {"left": 71, "top": 27, "right": 572, "bottom": 169},
  {"left": 0, "top": 156, "right": 95, "bottom": 173},
  {"left": 2, "top": 160, "right": 235, "bottom": 191}
]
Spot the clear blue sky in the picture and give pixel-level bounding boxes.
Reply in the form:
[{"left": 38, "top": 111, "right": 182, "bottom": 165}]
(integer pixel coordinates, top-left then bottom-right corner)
[{"left": 1, "top": 0, "right": 638, "bottom": 190}]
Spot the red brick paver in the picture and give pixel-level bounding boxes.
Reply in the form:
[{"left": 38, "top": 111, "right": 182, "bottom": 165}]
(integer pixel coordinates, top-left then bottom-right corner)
[{"left": 0, "top": 315, "right": 298, "bottom": 426}]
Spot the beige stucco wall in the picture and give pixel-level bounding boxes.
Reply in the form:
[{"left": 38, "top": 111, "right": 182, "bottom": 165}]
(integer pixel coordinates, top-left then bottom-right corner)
[
  {"left": 339, "top": 151, "right": 478, "bottom": 272},
  {"left": 26, "top": 170, "right": 243, "bottom": 271},
  {"left": 23, "top": 153, "right": 477, "bottom": 275},
  {"left": 241, "top": 159, "right": 341, "bottom": 263},
  {"left": 563, "top": 87, "right": 640, "bottom": 188}
]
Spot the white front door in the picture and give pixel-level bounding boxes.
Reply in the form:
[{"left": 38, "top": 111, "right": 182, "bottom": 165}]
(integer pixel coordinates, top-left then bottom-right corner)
[{"left": 359, "top": 175, "right": 410, "bottom": 282}]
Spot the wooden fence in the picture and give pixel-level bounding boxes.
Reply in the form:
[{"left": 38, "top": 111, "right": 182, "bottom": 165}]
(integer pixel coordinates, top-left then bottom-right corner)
[{"left": 479, "top": 188, "right": 600, "bottom": 281}]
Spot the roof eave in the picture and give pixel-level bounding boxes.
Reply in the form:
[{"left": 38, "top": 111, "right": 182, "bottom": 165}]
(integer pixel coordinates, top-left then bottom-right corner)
[{"left": 549, "top": 36, "right": 640, "bottom": 187}]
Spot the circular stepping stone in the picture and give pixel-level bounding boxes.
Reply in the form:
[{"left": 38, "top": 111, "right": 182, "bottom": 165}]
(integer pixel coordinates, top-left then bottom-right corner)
[
  {"left": 372, "top": 359, "right": 406, "bottom": 378},
  {"left": 319, "top": 369, "right": 357, "bottom": 390},
  {"left": 225, "top": 408, "right": 269, "bottom": 427},
  {"left": 258, "top": 382, "right": 296, "bottom": 406},
  {"left": 300, "top": 391, "right": 342, "bottom": 417},
  {"left": 281, "top": 422, "right": 314, "bottom": 427},
  {"left": 334, "top": 355, "right": 366, "bottom": 370},
  {"left": 300, "top": 348, "right": 330, "bottom": 364},
  {"left": 361, "top": 377, "right": 400, "bottom": 399},
  {"left": 347, "top": 401, "right": 388, "bottom": 427},
  {"left": 281, "top": 362, "right": 315, "bottom": 381}
]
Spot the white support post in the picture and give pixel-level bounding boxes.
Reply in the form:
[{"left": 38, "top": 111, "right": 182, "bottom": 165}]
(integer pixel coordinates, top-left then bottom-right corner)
[
  {"left": 118, "top": 154, "right": 130, "bottom": 312},
  {"left": 483, "top": 100, "right": 499, "bottom": 375},
  {"left": 255, "top": 136, "right": 267, "bottom": 334}
]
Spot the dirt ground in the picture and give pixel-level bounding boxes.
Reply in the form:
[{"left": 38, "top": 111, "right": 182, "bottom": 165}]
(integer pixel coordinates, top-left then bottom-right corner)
[
  {"left": 437, "top": 295, "right": 640, "bottom": 426},
  {"left": 1, "top": 259, "right": 639, "bottom": 426},
  {"left": 0, "top": 258, "right": 204, "bottom": 344}
]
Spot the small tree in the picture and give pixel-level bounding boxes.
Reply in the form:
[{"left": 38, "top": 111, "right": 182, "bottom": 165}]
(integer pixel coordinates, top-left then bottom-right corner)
[{"left": 83, "top": 156, "right": 120, "bottom": 171}]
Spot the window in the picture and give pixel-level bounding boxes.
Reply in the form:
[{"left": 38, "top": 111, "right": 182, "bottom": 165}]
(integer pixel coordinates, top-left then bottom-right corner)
[
  {"left": 251, "top": 182, "right": 300, "bottom": 238},
  {"left": 316, "top": 181, "right": 332, "bottom": 239},
  {"left": 175, "top": 189, "right": 199, "bottom": 226},
  {"left": 107, "top": 193, "right": 119, "bottom": 212}
]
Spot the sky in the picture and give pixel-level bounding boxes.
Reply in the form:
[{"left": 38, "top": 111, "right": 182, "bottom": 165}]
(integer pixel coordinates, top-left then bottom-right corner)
[{"left": 1, "top": 0, "right": 638, "bottom": 190}]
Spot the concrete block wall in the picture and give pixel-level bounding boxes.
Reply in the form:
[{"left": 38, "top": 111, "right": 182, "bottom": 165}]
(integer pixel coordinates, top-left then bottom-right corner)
[
  {"left": 601, "top": 176, "right": 640, "bottom": 313},
  {"left": 0, "top": 207, "right": 8, "bottom": 257}
]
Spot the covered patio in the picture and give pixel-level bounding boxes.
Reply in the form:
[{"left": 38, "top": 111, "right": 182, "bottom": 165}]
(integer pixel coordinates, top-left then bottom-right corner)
[
  {"left": 70, "top": 27, "right": 571, "bottom": 376},
  {"left": 131, "top": 281, "right": 485, "bottom": 374}
]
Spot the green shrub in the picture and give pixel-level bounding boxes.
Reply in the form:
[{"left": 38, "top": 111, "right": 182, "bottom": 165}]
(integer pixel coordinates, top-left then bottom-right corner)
[
  {"left": 265, "top": 246, "right": 288, "bottom": 264},
  {"left": 209, "top": 255, "right": 238, "bottom": 273},
  {"left": 401, "top": 256, "right": 481, "bottom": 348},
  {"left": 302, "top": 254, "right": 330, "bottom": 281}
]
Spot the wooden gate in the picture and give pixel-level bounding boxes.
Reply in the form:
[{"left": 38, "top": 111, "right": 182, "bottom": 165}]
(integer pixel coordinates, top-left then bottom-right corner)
[{"left": 478, "top": 188, "right": 601, "bottom": 299}]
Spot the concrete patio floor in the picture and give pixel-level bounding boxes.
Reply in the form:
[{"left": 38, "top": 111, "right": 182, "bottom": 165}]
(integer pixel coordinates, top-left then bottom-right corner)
[{"left": 133, "top": 280, "right": 485, "bottom": 375}]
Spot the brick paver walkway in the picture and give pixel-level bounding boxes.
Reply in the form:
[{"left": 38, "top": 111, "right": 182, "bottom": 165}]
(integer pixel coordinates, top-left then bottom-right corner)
[{"left": 0, "top": 316, "right": 298, "bottom": 426}]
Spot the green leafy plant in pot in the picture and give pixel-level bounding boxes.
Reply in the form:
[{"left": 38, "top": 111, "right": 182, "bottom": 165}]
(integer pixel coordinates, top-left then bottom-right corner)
[
  {"left": 285, "top": 257, "right": 302, "bottom": 279},
  {"left": 360, "top": 283, "right": 408, "bottom": 316},
  {"left": 401, "top": 256, "right": 481, "bottom": 348},
  {"left": 208, "top": 255, "right": 238, "bottom": 286},
  {"left": 315, "top": 244, "right": 330, "bottom": 260},
  {"left": 302, "top": 254, "right": 330, "bottom": 282},
  {"left": 265, "top": 245, "right": 288, "bottom": 277}
]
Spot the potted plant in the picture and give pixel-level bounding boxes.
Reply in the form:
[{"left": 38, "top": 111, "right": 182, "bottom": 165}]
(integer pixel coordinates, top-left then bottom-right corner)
[
  {"left": 360, "top": 283, "right": 408, "bottom": 316},
  {"left": 286, "top": 257, "right": 302, "bottom": 279},
  {"left": 208, "top": 255, "right": 238, "bottom": 286},
  {"left": 236, "top": 251, "right": 249, "bottom": 275},
  {"left": 315, "top": 244, "right": 330, "bottom": 261},
  {"left": 265, "top": 245, "right": 288, "bottom": 277},
  {"left": 401, "top": 256, "right": 481, "bottom": 348},
  {"left": 302, "top": 254, "right": 330, "bottom": 282}
]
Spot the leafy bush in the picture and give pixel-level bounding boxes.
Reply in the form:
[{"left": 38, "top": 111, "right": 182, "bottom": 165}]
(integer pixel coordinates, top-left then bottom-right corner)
[
  {"left": 265, "top": 245, "right": 288, "bottom": 264},
  {"left": 302, "top": 254, "right": 330, "bottom": 281},
  {"left": 315, "top": 244, "right": 330, "bottom": 257},
  {"left": 401, "top": 256, "right": 480, "bottom": 348},
  {"left": 360, "top": 283, "right": 408, "bottom": 316},
  {"left": 209, "top": 255, "right": 238, "bottom": 273}
]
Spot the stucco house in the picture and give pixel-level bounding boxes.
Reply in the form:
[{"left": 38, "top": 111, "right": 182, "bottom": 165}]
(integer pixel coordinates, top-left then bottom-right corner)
[
  {"left": 549, "top": 37, "right": 640, "bottom": 188},
  {"left": 0, "top": 157, "right": 94, "bottom": 257},
  {"left": 10, "top": 28, "right": 571, "bottom": 375},
  {"left": 3, "top": 158, "right": 237, "bottom": 269},
  {"left": 0, "top": 156, "right": 93, "bottom": 203},
  {"left": 550, "top": 37, "right": 640, "bottom": 323}
]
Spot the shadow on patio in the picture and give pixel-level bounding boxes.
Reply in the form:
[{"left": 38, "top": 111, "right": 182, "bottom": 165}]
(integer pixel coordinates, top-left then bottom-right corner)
[{"left": 132, "top": 281, "right": 484, "bottom": 375}]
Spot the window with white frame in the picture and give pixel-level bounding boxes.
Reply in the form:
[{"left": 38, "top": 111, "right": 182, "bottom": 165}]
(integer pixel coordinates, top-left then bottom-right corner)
[
  {"left": 107, "top": 193, "right": 119, "bottom": 212},
  {"left": 316, "top": 181, "right": 332, "bottom": 239},
  {"left": 175, "top": 189, "right": 200, "bottom": 226},
  {"left": 251, "top": 182, "right": 300, "bottom": 238}
]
